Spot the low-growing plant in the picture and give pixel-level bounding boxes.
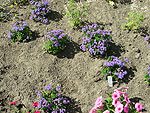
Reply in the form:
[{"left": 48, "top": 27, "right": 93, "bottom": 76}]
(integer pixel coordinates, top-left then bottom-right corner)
[
  {"left": 10, "top": 101, "right": 41, "bottom": 113},
  {"left": 42, "top": 29, "right": 72, "bottom": 54},
  {"left": 36, "top": 85, "right": 70, "bottom": 113},
  {"left": 8, "top": 0, "right": 30, "bottom": 5},
  {"left": 90, "top": 87, "right": 143, "bottom": 113},
  {"left": 121, "top": 12, "right": 143, "bottom": 30},
  {"left": 80, "top": 24, "right": 112, "bottom": 56},
  {"left": 145, "top": 35, "right": 150, "bottom": 47},
  {"left": 30, "top": 0, "right": 51, "bottom": 24},
  {"left": 144, "top": 66, "right": 150, "bottom": 84},
  {"left": 8, "top": 21, "right": 32, "bottom": 42},
  {"left": 30, "top": 0, "right": 43, "bottom": 5},
  {"left": 102, "top": 56, "right": 129, "bottom": 81},
  {"left": 65, "top": 0, "right": 89, "bottom": 27}
]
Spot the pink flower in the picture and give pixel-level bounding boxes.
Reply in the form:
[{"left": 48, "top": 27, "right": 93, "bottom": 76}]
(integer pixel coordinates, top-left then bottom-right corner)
[
  {"left": 124, "top": 96, "right": 130, "bottom": 103},
  {"left": 35, "top": 111, "right": 40, "bottom": 113},
  {"left": 94, "top": 96, "right": 103, "bottom": 111},
  {"left": 112, "top": 99, "right": 121, "bottom": 107},
  {"left": 89, "top": 107, "right": 97, "bottom": 113},
  {"left": 10, "top": 101, "right": 18, "bottom": 105},
  {"left": 112, "top": 92, "right": 120, "bottom": 100},
  {"left": 95, "top": 96, "right": 102, "bottom": 106},
  {"left": 32, "top": 102, "right": 39, "bottom": 107},
  {"left": 115, "top": 87, "right": 129, "bottom": 91},
  {"left": 115, "top": 104, "right": 123, "bottom": 113},
  {"left": 103, "top": 110, "right": 110, "bottom": 113},
  {"left": 124, "top": 103, "right": 129, "bottom": 113},
  {"left": 135, "top": 103, "right": 143, "bottom": 112}
]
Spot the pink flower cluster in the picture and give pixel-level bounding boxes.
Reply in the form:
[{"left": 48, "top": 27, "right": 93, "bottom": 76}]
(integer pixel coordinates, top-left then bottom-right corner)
[
  {"left": 89, "top": 96, "right": 103, "bottom": 113},
  {"left": 89, "top": 87, "right": 143, "bottom": 113},
  {"left": 112, "top": 87, "right": 130, "bottom": 113}
]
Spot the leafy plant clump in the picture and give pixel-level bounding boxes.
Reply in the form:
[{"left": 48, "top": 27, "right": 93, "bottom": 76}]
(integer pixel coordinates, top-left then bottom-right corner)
[
  {"left": 10, "top": 100, "right": 41, "bottom": 113},
  {"left": 90, "top": 87, "right": 143, "bottom": 113},
  {"left": 8, "top": 21, "right": 32, "bottom": 42},
  {"left": 65, "top": 0, "right": 89, "bottom": 28},
  {"left": 144, "top": 66, "right": 150, "bottom": 84},
  {"left": 36, "top": 85, "right": 70, "bottom": 113},
  {"left": 80, "top": 24, "right": 112, "bottom": 56},
  {"left": 121, "top": 12, "right": 143, "bottom": 30},
  {"left": 30, "top": 0, "right": 51, "bottom": 24},
  {"left": 102, "top": 56, "right": 129, "bottom": 81},
  {"left": 8, "top": 0, "right": 30, "bottom": 5},
  {"left": 42, "top": 29, "right": 72, "bottom": 54}
]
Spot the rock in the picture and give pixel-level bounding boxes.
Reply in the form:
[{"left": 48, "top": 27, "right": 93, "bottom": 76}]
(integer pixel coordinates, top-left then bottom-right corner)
[{"left": 135, "top": 53, "right": 140, "bottom": 59}]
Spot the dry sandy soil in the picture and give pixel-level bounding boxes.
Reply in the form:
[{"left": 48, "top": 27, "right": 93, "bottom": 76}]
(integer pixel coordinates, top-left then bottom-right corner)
[{"left": 0, "top": 0, "right": 150, "bottom": 113}]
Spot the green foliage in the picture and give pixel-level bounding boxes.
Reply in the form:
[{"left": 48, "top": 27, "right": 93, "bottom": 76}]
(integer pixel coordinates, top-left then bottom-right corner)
[
  {"left": 8, "top": 0, "right": 30, "bottom": 5},
  {"left": 144, "top": 67, "right": 150, "bottom": 84},
  {"left": 65, "top": 0, "right": 89, "bottom": 28},
  {"left": 9, "top": 21, "right": 33, "bottom": 42},
  {"left": 42, "top": 30, "right": 72, "bottom": 54},
  {"left": 122, "top": 12, "right": 144, "bottom": 30}
]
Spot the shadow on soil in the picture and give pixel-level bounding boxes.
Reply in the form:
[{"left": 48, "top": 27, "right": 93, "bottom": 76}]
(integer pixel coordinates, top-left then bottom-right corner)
[
  {"left": 66, "top": 98, "right": 82, "bottom": 113},
  {"left": 47, "top": 10, "right": 63, "bottom": 22},
  {"left": 113, "top": 0, "right": 132, "bottom": 4},
  {"left": 106, "top": 42, "right": 125, "bottom": 58},
  {"left": 117, "top": 66, "right": 136, "bottom": 86},
  {"left": 55, "top": 41, "right": 81, "bottom": 59},
  {"left": 29, "top": 30, "right": 40, "bottom": 42}
]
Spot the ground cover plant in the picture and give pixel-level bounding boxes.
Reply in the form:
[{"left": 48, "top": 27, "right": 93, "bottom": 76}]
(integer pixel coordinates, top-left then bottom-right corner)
[
  {"left": 80, "top": 24, "right": 112, "bottom": 56},
  {"left": 30, "top": 0, "right": 51, "bottom": 24},
  {"left": 65, "top": 0, "right": 89, "bottom": 28},
  {"left": 8, "top": 0, "right": 30, "bottom": 5},
  {"left": 36, "top": 85, "right": 70, "bottom": 113},
  {"left": 144, "top": 66, "right": 150, "bottom": 85},
  {"left": 90, "top": 87, "right": 143, "bottom": 113},
  {"left": 121, "top": 12, "right": 143, "bottom": 31},
  {"left": 42, "top": 29, "right": 72, "bottom": 54},
  {"left": 102, "top": 56, "right": 129, "bottom": 81},
  {"left": 10, "top": 85, "right": 69, "bottom": 113},
  {"left": 8, "top": 21, "right": 32, "bottom": 42}
]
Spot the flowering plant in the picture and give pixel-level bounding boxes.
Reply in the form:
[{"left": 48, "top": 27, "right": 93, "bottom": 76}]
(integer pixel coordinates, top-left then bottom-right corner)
[
  {"left": 10, "top": 101, "right": 41, "bottom": 113},
  {"left": 80, "top": 24, "right": 112, "bottom": 56},
  {"left": 42, "top": 29, "right": 72, "bottom": 54},
  {"left": 36, "top": 85, "right": 70, "bottom": 113},
  {"left": 145, "top": 35, "right": 150, "bottom": 48},
  {"left": 144, "top": 66, "right": 150, "bottom": 84},
  {"left": 30, "top": 0, "right": 51, "bottom": 24},
  {"left": 90, "top": 87, "right": 143, "bottom": 113},
  {"left": 102, "top": 56, "right": 129, "bottom": 81},
  {"left": 65, "top": 0, "right": 89, "bottom": 27},
  {"left": 8, "top": 21, "right": 32, "bottom": 42}
]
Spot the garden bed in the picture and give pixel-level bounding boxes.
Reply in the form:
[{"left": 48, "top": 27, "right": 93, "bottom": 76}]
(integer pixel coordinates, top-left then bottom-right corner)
[{"left": 0, "top": 0, "right": 150, "bottom": 113}]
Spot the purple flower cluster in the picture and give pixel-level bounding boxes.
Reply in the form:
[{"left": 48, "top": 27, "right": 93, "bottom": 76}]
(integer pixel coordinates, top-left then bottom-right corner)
[
  {"left": 30, "top": 0, "right": 50, "bottom": 24},
  {"left": 144, "top": 66, "right": 150, "bottom": 84},
  {"left": 102, "top": 56, "right": 129, "bottom": 80},
  {"left": 37, "top": 85, "right": 70, "bottom": 113},
  {"left": 8, "top": 21, "right": 32, "bottom": 42},
  {"left": 145, "top": 35, "right": 150, "bottom": 47},
  {"left": 80, "top": 24, "right": 112, "bottom": 56},
  {"left": 43, "top": 29, "right": 72, "bottom": 54}
]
